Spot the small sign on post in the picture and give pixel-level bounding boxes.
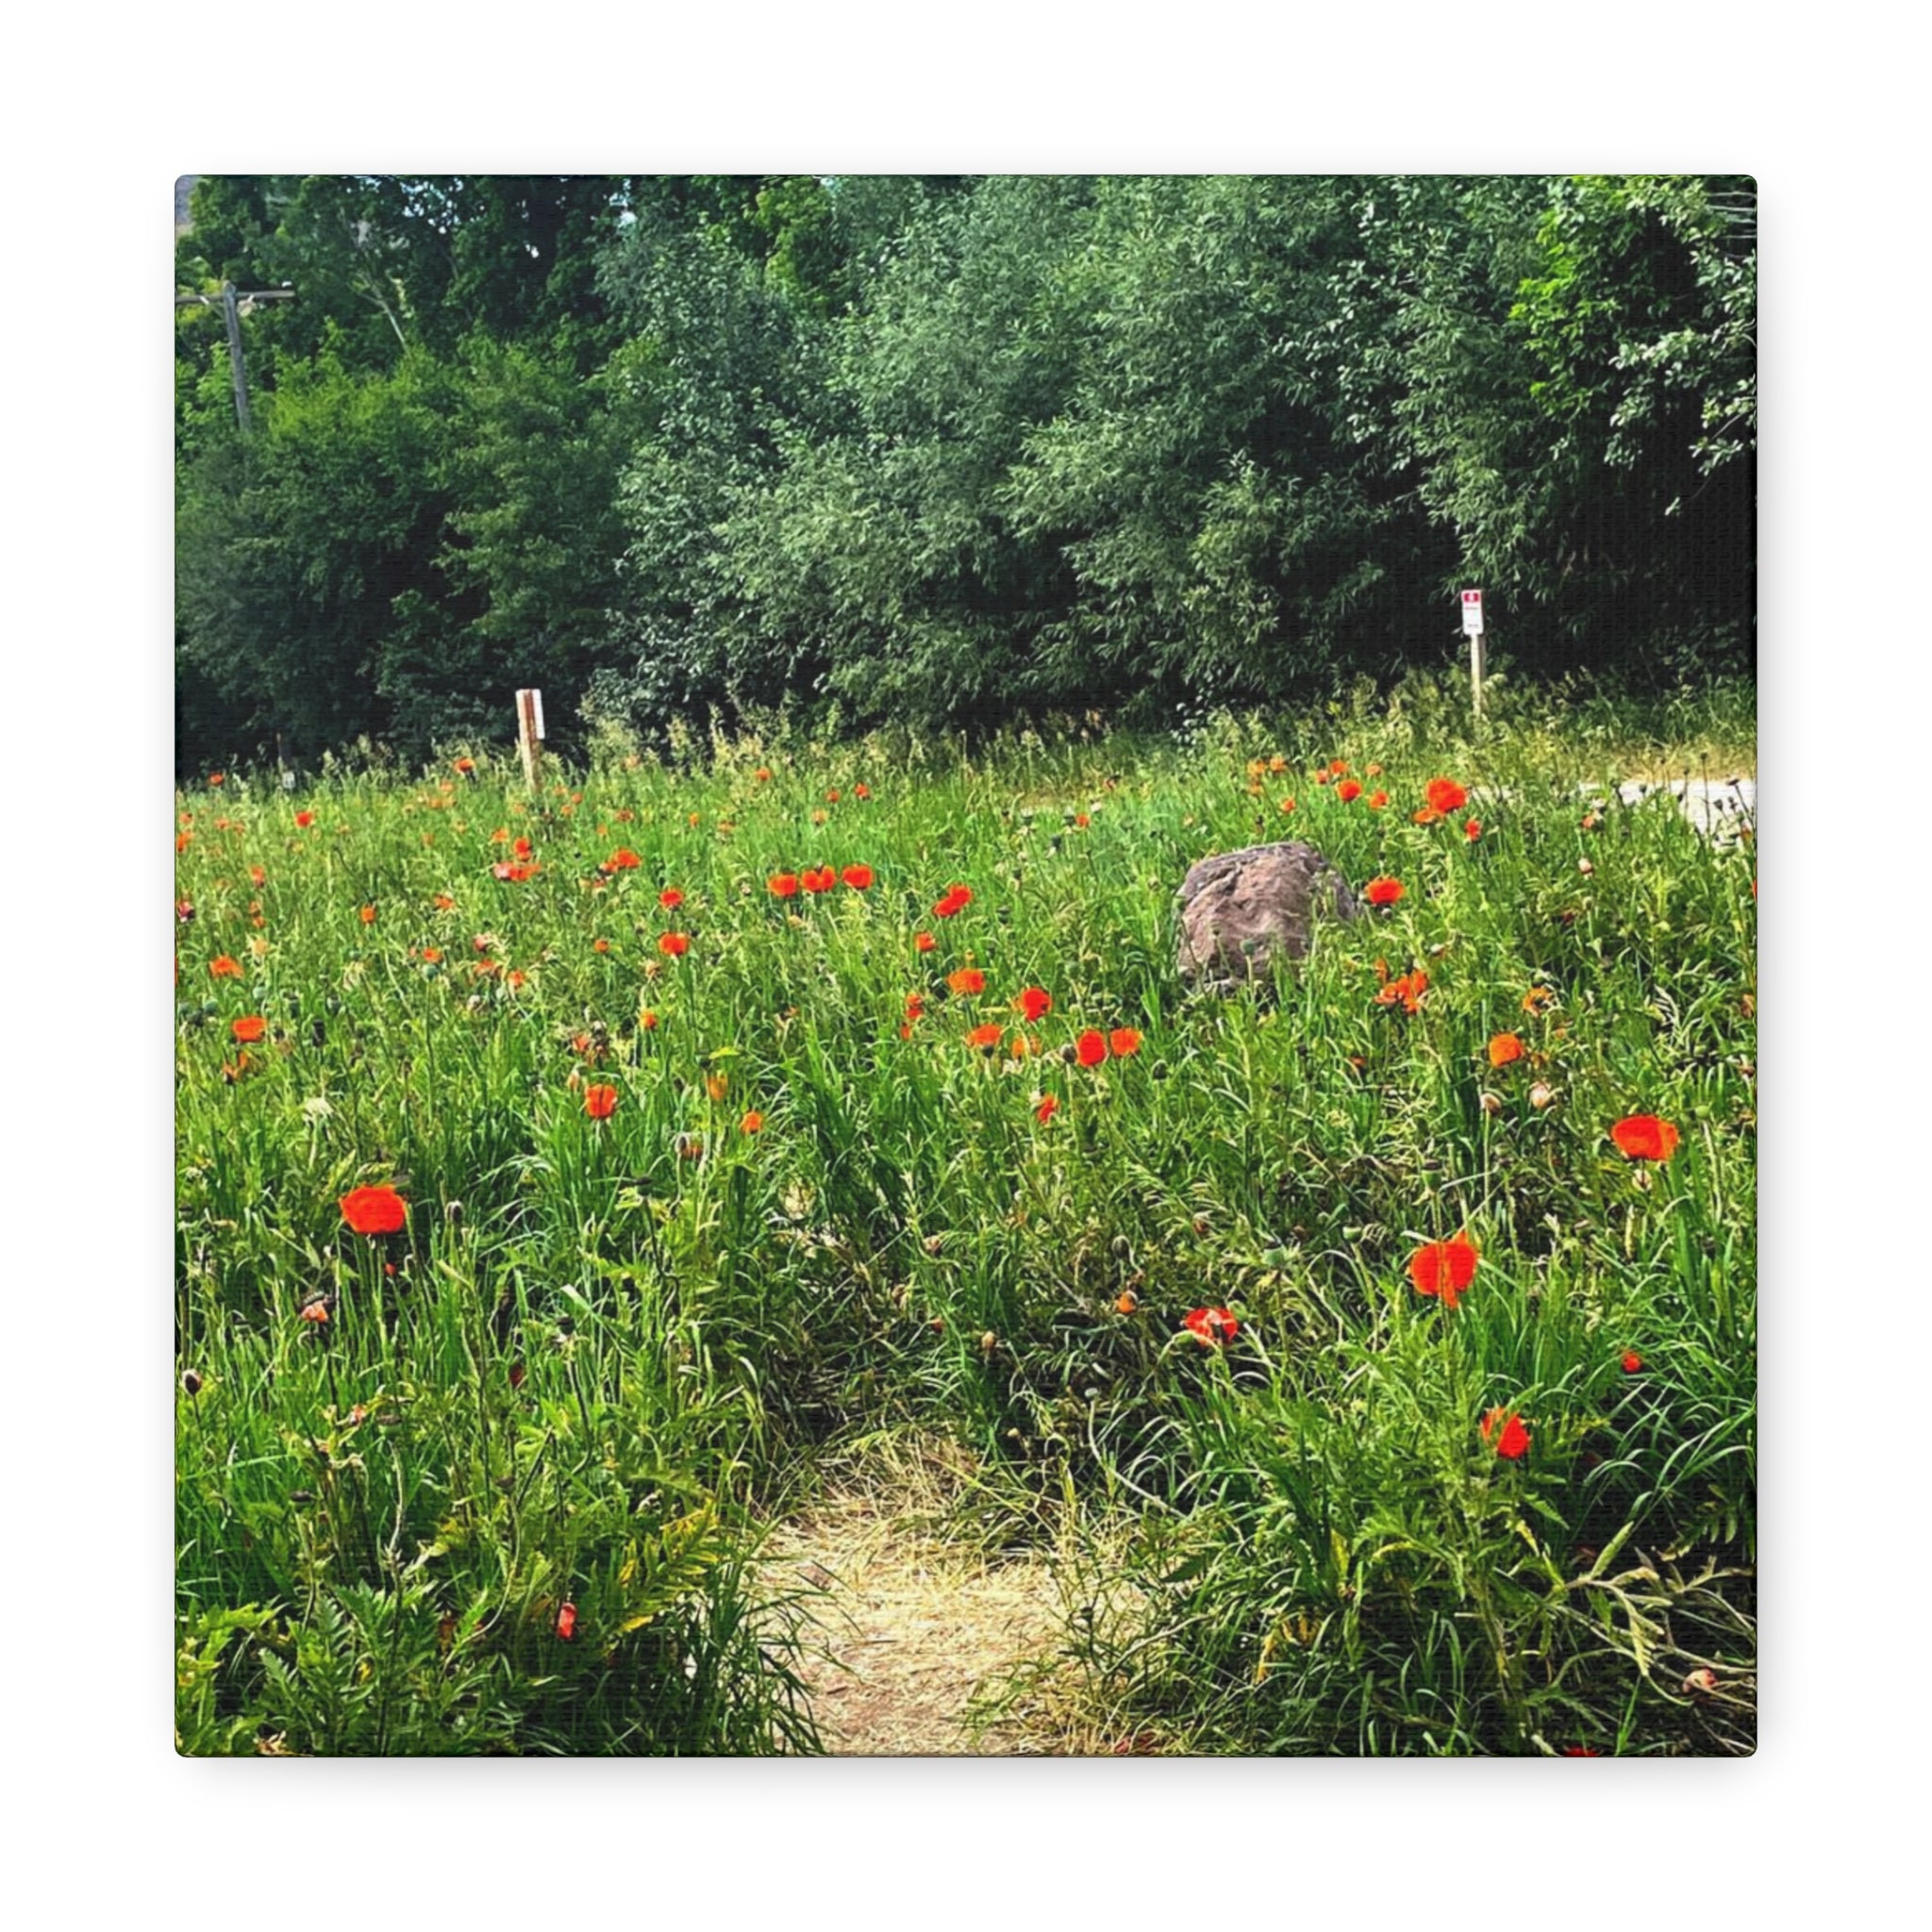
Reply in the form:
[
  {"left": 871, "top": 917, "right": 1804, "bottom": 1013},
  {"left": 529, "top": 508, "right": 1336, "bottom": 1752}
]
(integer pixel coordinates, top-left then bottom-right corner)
[
  {"left": 516, "top": 688, "right": 544, "bottom": 791},
  {"left": 1459, "top": 590, "right": 1486, "bottom": 719}
]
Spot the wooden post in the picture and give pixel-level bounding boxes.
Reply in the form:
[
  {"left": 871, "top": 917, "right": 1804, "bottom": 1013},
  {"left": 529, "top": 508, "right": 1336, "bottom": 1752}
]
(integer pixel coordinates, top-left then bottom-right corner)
[
  {"left": 1459, "top": 589, "right": 1486, "bottom": 722},
  {"left": 222, "top": 281, "right": 252, "bottom": 432},
  {"left": 516, "top": 688, "right": 544, "bottom": 791}
]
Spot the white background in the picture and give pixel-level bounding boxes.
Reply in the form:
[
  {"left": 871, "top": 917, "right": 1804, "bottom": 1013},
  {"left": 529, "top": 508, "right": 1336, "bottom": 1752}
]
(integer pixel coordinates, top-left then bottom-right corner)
[{"left": 2, "top": 7, "right": 1905, "bottom": 1924}]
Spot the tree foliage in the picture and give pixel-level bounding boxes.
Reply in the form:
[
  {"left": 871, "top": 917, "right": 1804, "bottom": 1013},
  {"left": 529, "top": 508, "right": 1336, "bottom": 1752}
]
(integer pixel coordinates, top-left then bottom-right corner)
[{"left": 175, "top": 174, "right": 1754, "bottom": 771}]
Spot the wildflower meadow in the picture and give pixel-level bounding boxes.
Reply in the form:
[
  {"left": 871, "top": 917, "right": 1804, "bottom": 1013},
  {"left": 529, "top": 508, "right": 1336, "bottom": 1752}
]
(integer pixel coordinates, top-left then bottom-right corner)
[{"left": 175, "top": 690, "right": 1756, "bottom": 1756}]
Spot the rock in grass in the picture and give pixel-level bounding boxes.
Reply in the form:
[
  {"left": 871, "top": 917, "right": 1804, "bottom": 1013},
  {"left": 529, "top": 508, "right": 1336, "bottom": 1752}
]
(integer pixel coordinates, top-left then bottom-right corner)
[{"left": 1175, "top": 841, "right": 1357, "bottom": 991}]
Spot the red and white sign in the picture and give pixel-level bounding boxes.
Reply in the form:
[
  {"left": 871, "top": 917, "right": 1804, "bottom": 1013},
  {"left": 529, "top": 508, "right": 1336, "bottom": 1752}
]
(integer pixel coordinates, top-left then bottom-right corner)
[{"left": 1460, "top": 589, "right": 1484, "bottom": 636}]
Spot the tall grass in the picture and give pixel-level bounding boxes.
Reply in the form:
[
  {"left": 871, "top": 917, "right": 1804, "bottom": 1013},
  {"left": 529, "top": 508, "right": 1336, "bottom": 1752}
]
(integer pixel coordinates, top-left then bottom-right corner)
[{"left": 176, "top": 690, "right": 1754, "bottom": 1753}]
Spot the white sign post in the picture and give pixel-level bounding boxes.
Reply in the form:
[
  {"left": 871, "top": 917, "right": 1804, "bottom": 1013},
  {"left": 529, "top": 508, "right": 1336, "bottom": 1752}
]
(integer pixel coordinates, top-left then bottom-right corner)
[
  {"left": 1460, "top": 590, "right": 1486, "bottom": 720},
  {"left": 516, "top": 688, "right": 545, "bottom": 792}
]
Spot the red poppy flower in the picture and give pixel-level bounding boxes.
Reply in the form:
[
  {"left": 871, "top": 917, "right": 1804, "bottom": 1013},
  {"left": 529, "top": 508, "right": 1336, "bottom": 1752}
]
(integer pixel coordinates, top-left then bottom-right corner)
[
  {"left": 905, "top": 992, "right": 926, "bottom": 1023},
  {"left": 1610, "top": 1114, "right": 1679, "bottom": 1162},
  {"left": 1621, "top": 1350, "right": 1644, "bottom": 1374},
  {"left": 934, "top": 885, "right": 973, "bottom": 918},
  {"left": 755, "top": 767, "right": 773, "bottom": 783},
  {"left": 1425, "top": 776, "right": 1469, "bottom": 814},
  {"left": 555, "top": 1600, "right": 577, "bottom": 1640},
  {"left": 512, "top": 837, "right": 533, "bottom": 860},
  {"left": 583, "top": 1083, "right": 618, "bottom": 1120},
  {"left": 604, "top": 849, "right": 641, "bottom": 873},
  {"left": 1409, "top": 1235, "right": 1479, "bottom": 1311},
  {"left": 947, "top": 968, "right": 986, "bottom": 996},
  {"left": 658, "top": 932, "right": 690, "bottom": 957},
  {"left": 803, "top": 866, "right": 836, "bottom": 893},
  {"left": 659, "top": 887, "right": 684, "bottom": 910},
  {"left": 208, "top": 773, "right": 225, "bottom": 787},
  {"left": 209, "top": 956, "right": 242, "bottom": 979},
  {"left": 1363, "top": 877, "right": 1404, "bottom": 908},
  {"left": 1108, "top": 1027, "right": 1142, "bottom": 1058},
  {"left": 640, "top": 1009, "right": 659, "bottom": 1030},
  {"left": 453, "top": 757, "right": 475, "bottom": 775},
  {"left": 294, "top": 810, "right": 315, "bottom": 829},
  {"left": 741, "top": 1110, "right": 765, "bottom": 1134},
  {"left": 1481, "top": 1406, "right": 1530, "bottom": 1460},
  {"left": 1328, "top": 759, "right": 1348, "bottom": 777},
  {"left": 1338, "top": 779, "right": 1363, "bottom": 803},
  {"left": 855, "top": 783, "right": 871, "bottom": 800},
  {"left": 1035, "top": 1093, "right": 1059, "bottom": 1124},
  {"left": 1075, "top": 1029, "right": 1108, "bottom": 1067},
  {"left": 341, "top": 1185, "right": 408, "bottom": 1236},
  {"left": 1488, "top": 1033, "right": 1524, "bottom": 1068},
  {"left": 230, "top": 1015, "right": 266, "bottom": 1044},
  {"left": 768, "top": 872, "right": 800, "bottom": 898},
  {"left": 1373, "top": 965, "right": 1428, "bottom": 1014},
  {"left": 914, "top": 932, "right": 936, "bottom": 953},
  {"left": 1015, "top": 987, "right": 1053, "bottom": 1023},
  {"left": 421, "top": 947, "right": 443, "bottom": 964},
  {"left": 1183, "top": 1307, "right": 1239, "bottom": 1347},
  {"left": 965, "top": 1023, "right": 1004, "bottom": 1051},
  {"left": 841, "top": 864, "right": 874, "bottom": 891}
]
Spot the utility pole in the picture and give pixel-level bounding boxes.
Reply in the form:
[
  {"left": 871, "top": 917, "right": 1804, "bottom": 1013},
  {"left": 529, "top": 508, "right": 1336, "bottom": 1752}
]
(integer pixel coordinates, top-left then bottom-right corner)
[{"left": 175, "top": 284, "right": 294, "bottom": 432}]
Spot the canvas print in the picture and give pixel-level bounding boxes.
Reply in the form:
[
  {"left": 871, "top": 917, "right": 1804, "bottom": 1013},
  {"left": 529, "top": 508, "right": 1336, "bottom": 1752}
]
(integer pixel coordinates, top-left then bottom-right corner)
[{"left": 174, "top": 175, "right": 1756, "bottom": 1756}]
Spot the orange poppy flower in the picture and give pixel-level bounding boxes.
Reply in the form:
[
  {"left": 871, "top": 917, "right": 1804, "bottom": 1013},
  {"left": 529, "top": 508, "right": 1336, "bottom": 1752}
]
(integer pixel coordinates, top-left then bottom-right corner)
[
  {"left": 914, "top": 932, "right": 936, "bottom": 953},
  {"left": 1183, "top": 1307, "right": 1239, "bottom": 1347},
  {"left": 741, "top": 1110, "right": 765, "bottom": 1134},
  {"left": 1278, "top": 798, "right": 1296, "bottom": 814},
  {"left": 755, "top": 767, "right": 773, "bottom": 783},
  {"left": 1409, "top": 1235, "right": 1479, "bottom": 1311},
  {"left": 605, "top": 849, "right": 641, "bottom": 872},
  {"left": 340, "top": 1185, "right": 408, "bottom": 1236},
  {"left": 434, "top": 893, "right": 456, "bottom": 910},
  {"left": 640, "top": 1009, "right": 659, "bottom": 1030},
  {"left": 855, "top": 783, "right": 871, "bottom": 800},
  {"left": 421, "top": 947, "right": 443, "bottom": 964},
  {"left": 1116, "top": 1291, "right": 1138, "bottom": 1315},
  {"left": 1367, "top": 791, "right": 1389, "bottom": 810},
  {"left": 659, "top": 887, "right": 684, "bottom": 910},
  {"left": 1373, "top": 965, "right": 1428, "bottom": 1014},
  {"left": 453, "top": 757, "right": 475, "bottom": 775},
  {"left": 905, "top": 992, "right": 926, "bottom": 1023},
  {"left": 231, "top": 1015, "right": 266, "bottom": 1044},
  {"left": 1108, "top": 1027, "right": 1142, "bottom": 1058},
  {"left": 583, "top": 1083, "right": 618, "bottom": 1120},
  {"left": 1480, "top": 1407, "right": 1530, "bottom": 1460},
  {"left": 208, "top": 773, "right": 225, "bottom": 787},
  {"left": 1610, "top": 1114, "right": 1679, "bottom": 1161},
  {"left": 1425, "top": 776, "right": 1469, "bottom": 814},
  {"left": 1488, "top": 1033, "right": 1524, "bottom": 1068},
  {"left": 1338, "top": 779, "right": 1362, "bottom": 803},
  {"left": 1015, "top": 987, "right": 1052, "bottom": 1023},
  {"left": 965, "top": 1023, "right": 1003, "bottom": 1051},
  {"left": 706, "top": 1070, "right": 729, "bottom": 1103},
  {"left": 1328, "top": 760, "right": 1349, "bottom": 777},
  {"left": 1035, "top": 1093, "right": 1059, "bottom": 1124},
  {"left": 1363, "top": 877, "right": 1404, "bottom": 907},
  {"left": 1412, "top": 805, "right": 1443, "bottom": 826},
  {"left": 592, "top": 938, "right": 610, "bottom": 954},
  {"left": 209, "top": 956, "right": 242, "bottom": 979},
  {"left": 841, "top": 864, "right": 874, "bottom": 891},
  {"left": 768, "top": 872, "right": 800, "bottom": 898},
  {"left": 1075, "top": 1029, "right": 1108, "bottom": 1067},
  {"left": 659, "top": 932, "right": 690, "bottom": 957},
  {"left": 1522, "top": 986, "right": 1555, "bottom": 1015},
  {"left": 947, "top": 968, "right": 986, "bottom": 996}
]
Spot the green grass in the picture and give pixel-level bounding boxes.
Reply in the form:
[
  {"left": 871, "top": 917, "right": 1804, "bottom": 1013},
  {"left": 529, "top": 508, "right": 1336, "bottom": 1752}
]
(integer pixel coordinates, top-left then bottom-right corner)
[{"left": 175, "top": 689, "right": 1755, "bottom": 1754}]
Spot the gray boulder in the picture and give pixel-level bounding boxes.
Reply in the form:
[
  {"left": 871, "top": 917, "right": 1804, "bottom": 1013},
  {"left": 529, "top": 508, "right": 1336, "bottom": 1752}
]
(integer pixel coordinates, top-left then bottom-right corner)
[{"left": 1175, "top": 841, "right": 1358, "bottom": 991}]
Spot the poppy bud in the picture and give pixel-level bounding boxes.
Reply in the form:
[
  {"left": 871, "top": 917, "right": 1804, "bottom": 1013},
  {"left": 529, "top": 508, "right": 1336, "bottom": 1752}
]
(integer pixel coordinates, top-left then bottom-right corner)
[{"left": 181, "top": 1369, "right": 203, "bottom": 1397}]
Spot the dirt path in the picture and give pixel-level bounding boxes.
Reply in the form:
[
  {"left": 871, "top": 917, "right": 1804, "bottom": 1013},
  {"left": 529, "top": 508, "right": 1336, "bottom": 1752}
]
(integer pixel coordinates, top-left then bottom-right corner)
[{"left": 759, "top": 1460, "right": 1102, "bottom": 1756}]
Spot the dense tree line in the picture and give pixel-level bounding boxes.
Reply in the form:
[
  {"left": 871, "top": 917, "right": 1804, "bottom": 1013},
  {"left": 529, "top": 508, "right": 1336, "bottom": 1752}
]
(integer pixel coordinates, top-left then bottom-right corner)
[{"left": 175, "top": 174, "right": 1754, "bottom": 770}]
